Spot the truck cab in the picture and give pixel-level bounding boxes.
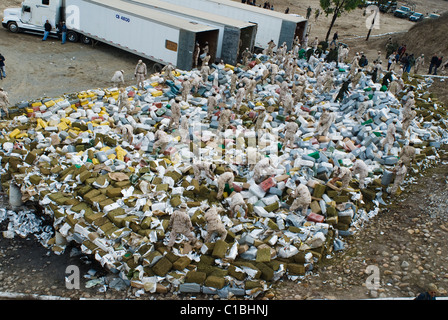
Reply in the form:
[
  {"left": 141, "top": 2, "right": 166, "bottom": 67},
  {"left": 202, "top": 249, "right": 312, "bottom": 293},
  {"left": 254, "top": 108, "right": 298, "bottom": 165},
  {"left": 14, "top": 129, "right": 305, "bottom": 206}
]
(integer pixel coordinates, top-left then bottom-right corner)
[{"left": 2, "top": 0, "right": 63, "bottom": 37}]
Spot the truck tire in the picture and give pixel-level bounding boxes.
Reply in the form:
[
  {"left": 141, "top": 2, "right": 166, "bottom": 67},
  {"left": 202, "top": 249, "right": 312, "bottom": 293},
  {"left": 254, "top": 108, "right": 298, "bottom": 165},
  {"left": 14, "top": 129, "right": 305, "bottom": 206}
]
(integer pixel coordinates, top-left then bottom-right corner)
[
  {"left": 81, "top": 35, "right": 92, "bottom": 45},
  {"left": 67, "top": 31, "right": 79, "bottom": 43},
  {"left": 152, "top": 63, "right": 163, "bottom": 73},
  {"left": 7, "top": 22, "right": 19, "bottom": 33}
]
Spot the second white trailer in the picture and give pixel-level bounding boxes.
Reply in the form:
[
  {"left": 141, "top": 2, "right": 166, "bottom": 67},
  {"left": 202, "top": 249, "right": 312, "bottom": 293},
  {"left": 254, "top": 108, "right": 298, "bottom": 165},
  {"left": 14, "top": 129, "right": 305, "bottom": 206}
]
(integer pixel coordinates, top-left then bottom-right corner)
[
  {"left": 160, "top": 0, "right": 308, "bottom": 51},
  {"left": 125, "top": 0, "right": 258, "bottom": 65}
]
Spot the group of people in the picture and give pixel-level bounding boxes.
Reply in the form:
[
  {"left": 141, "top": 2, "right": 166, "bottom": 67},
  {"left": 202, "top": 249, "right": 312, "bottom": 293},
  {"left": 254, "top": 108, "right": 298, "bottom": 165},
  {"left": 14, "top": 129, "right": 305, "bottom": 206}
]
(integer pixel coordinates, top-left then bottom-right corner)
[
  {"left": 385, "top": 40, "right": 447, "bottom": 76},
  {"left": 241, "top": 0, "right": 275, "bottom": 10},
  {"left": 305, "top": 6, "right": 321, "bottom": 22},
  {"left": 2, "top": 15, "right": 442, "bottom": 298},
  {"left": 42, "top": 19, "right": 67, "bottom": 44},
  {"left": 99, "top": 28, "right": 430, "bottom": 256}
]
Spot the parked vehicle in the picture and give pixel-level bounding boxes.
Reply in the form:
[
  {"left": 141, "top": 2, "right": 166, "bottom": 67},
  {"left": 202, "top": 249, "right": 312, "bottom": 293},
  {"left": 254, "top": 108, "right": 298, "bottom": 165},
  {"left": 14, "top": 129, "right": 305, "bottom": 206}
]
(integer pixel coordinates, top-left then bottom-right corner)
[
  {"left": 409, "top": 12, "right": 424, "bottom": 22},
  {"left": 2, "top": 0, "right": 221, "bottom": 70},
  {"left": 125, "top": 0, "right": 257, "bottom": 66},
  {"left": 159, "top": 0, "right": 309, "bottom": 52},
  {"left": 394, "top": 6, "right": 413, "bottom": 18},
  {"left": 379, "top": 1, "right": 397, "bottom": 13},
  {"left": 358, "top": 0, "right": 378, "bottom": 8},
  {"left": 426, "top": 13, "right": 441, "bottom": 19}
]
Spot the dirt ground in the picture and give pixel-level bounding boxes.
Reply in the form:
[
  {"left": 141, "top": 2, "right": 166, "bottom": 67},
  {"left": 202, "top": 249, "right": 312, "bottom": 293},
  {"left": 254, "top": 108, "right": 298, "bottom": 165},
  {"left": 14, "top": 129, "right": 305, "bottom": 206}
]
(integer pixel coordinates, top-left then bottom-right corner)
[{"left": 0, "top": 0, "right": 448, "bottom": 302}]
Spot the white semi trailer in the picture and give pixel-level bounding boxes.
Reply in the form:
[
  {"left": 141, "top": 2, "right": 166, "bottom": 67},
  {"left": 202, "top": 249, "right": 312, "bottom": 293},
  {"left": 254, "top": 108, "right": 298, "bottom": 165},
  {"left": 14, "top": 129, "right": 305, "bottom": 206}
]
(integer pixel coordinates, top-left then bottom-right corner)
[
  {"left": 160, "top": 0, "right": 308, "bottom": 51},
  {"left": 2, "top": 0, "right": 221, "bottom": 70},
  {"left": 125, "top": 0, "right": 258, "bottom": 66}
]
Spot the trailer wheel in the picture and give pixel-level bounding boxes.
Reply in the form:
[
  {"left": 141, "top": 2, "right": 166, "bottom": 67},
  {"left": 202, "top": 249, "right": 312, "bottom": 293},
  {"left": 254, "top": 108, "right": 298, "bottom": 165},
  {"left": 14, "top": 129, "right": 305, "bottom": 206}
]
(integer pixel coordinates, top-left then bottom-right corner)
[
  {"left": 152, "top": 63, "right": 163, "bottom": 73},
  {"left": 67, "top": 31, "right": 79, "bottom": 43},
  {"left": 7, "top": 22, "right": 19, "bottom": 33},
  {"left": 81, "top": 35, "right": 92, "bottom": 45}
]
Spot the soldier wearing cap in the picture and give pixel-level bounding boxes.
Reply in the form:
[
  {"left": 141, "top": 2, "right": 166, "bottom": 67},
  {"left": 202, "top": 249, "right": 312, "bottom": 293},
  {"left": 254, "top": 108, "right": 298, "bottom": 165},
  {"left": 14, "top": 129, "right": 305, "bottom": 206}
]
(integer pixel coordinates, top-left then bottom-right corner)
[
  {"left": 383, "top": 119, "right": 397, "bottom": 155},
  {"left": 283, "top": 116, "right": 298, "bottom": 148},
  {"left": 399, "top": 142, "right": 416, "bottom": 167},
  {"left": 282, "top": 92, "right": 295, "bottom": 115},
  {"left": 161, "top": 63, "right": 175, "bottom": 83},
  {"left": 218, "top": 105, "right": 232, "bottom": 131},
  {"left": 167, "top": 203, "right": 197, "bottom": 248},
  {"left": 181, "top": 76, "right": 192, "bottom": 102},
  {"left": 169, "top": 97, "right": 181, "bottom": 130},
  {"left": 134, "top": 60, "right": 147, "bottom": 90},
  {"left": 316, "top": 107, "right": 335, "bottom": 137},
  {"left": 234, "top": 83, "right": 245, "bottom": 112},
  {"left": 270, "top": 62, "right": 279, "bottom": 84},
  {"left": 204, "top": 206, "right": 228, "bottom": 242},
  {"left": 330, "top": 166, "right": 352, "bottom": 190},
  {"left": 289, "top": 180, "right": 312, "bottom": 215},
  {"left": 111, "top": 70, "right": 125, "bottom": 86},
  {"left": 121, "top": 124, "right": 134, "bottom": 145},
  {"left": 253, "top": 157, "right": 276, "bottom": 184},
  {"left": 389, "top": 160, "right": 407, "bottom": 195},
  {"left": 254, "top": 106, "right": 266, "bottom": 132},
  {"left": 193, "top": 160, "right": 216, "bottom": 182},
  {"left": 152, "top": 125, "right": 170, "bottom": 155},
  {"left": 279, "top": 79, "right": 289, "bottom": 104},
  {"left": 206, "top": 92, "right": 218, "bottom": 119},
  {"left": 230, "top": 71, "right": 238, "bottom": 93},
  {"left": 229, "top": 192, "right": 248, "bottom": 218},
  {"left": 217, "top": 169, "right": 235, "bottom": 199},
  {"left": 193, "top": 42, "right": 200, "bottom": 68},
  {"left": 266, "top": 39, "right": 276, "bottom": 56},
  {"left": 401, "top": 107, "right": 417, "bottom": 138},
  {"left": 246, "top": 76, "right": 257, "bottom": 101},
  {"left": 356, "top": 96, "right": 373, "bottom": 122},
  {"left": 179, "top": 114, "right": 190, "bottom": 144},
  {"left": 117, "top": 87, "right": 129, "bottom": 112},
  {"left": 201, "top": 62, "right": 210, "bottom": 83},
  {"left": 351, "top": 159, "right": 369, "bottom": 189}
]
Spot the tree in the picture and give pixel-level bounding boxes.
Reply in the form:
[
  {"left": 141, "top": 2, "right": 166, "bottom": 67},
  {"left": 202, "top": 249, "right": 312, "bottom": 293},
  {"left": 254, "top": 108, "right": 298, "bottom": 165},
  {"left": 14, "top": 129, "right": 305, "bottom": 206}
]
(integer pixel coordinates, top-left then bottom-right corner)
[{"left": 320, "top": 0, "right": 364, "bottom": 42}]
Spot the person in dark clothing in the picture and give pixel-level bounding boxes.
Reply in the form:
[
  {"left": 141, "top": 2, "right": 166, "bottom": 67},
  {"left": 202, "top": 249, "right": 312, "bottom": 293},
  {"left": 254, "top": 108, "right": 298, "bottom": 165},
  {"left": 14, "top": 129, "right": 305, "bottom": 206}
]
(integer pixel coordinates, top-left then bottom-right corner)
[
  {"left": 429, "top": 54, "right": 439, "bottom": 74},
  {"left": 415, "top": 284, "right": 437, "bottom": 300},
  {"left": 371, "top": 67, "right": 378, "bottom": 83},
  {"left": 325, "top": 47, "right": 339, "bottom": 66},
  {"left": 433, "top": 56, "right": 443, "bottom": 75},
  {"left": 330, "top": 31, "right": 338, "bottom": 47},
  {"left": 305, "top": 48, "right": 314, "bottom": 62},
  {"left": 56, "top": 21, "right": 67, "bottom": 44},
  {"left": 398, "top": 44, "right": 406, "bottom": 60},
  {"left": 359, "top": 55, "right": 368, "bottom": 67},
  {"left": 382, "top": 71, "right": 393, "bottom": 88},
  {"left": 42, "top": 20, "right": 52, "bottom": 41},
  {"left": 401, "top": 53, "right": 408, "bottom": 68},
  {"left": 0, "top": 53, "right": 5, "bottom": 79},
  {"left": 406, "top": 54, "right": 415, "bottom": 73},
  {"left": 306, "top": 6, "right": 312, "bottom": 19},
  {"left": 285, "top": 7, "right": 289, "bottom": 13},
  {"left": 335, "top": 79, "right": 351, "bottom": 103}
]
